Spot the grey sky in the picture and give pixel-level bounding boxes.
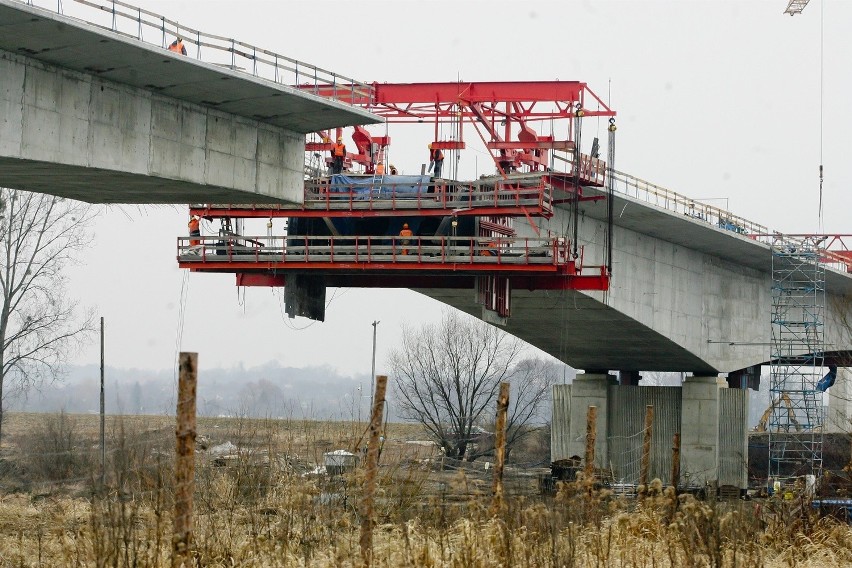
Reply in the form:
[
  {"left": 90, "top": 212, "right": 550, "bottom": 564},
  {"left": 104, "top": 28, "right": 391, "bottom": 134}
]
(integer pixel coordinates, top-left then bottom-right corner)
[{"left": 56, "top": 0, "right": 848, "bottom": 376}]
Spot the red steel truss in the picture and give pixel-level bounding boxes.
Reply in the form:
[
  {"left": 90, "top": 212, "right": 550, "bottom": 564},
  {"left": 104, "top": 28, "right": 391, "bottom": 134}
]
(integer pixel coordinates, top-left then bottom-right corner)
[
  {"left": 179, "top": 80, "right": 616, "bottom": 318},
  {"left": 303, "top": 80, "right": 615, "bottom": 178}
]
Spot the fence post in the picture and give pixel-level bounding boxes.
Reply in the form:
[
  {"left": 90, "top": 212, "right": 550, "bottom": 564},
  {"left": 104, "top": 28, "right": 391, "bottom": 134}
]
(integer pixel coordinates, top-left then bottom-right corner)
[
  {"left": 491, "top": 382, "right": 510, "bottom": 515},
  {"left": 584, "top": 405, "right": 597, "bottom": 480},
  {"left": 360, "top": 375, "right": 387, "bottom": 567},
  {"left": 173, "top": 352, "right": 198, "bottom": 568},
  {"left": 671, "top": 432, "right": 681, "bottom": 490},
  {"left": 640, "top": 405, "right": 654, "bottom": 489}
]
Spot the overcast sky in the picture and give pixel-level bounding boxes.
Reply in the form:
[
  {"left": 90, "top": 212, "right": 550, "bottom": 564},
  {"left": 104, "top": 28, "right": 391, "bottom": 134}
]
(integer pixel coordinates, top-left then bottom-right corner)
[{"left": 51, "top": 0, "right": 849, "bottom": 377}]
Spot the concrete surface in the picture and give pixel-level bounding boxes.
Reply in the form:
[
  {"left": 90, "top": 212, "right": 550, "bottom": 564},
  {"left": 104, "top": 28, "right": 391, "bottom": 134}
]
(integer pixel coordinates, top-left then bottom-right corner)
[
  {"left": 420, "top": 184, "right": 852, "bottom": 374},
  {"left": 0, "top": 0, "right": 379, "bottom": 203},
  {"left": 0, "top": 1, "right": 377, "bottom": 133},
  {"left": 679, "top": 376, "right": 724, "bottom": 487}
]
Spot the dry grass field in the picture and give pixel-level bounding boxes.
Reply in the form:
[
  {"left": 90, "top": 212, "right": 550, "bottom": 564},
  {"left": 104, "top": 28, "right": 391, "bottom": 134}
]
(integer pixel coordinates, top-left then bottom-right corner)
[{"left": 0, "top": 412, "right": 850, "bottom": 567}]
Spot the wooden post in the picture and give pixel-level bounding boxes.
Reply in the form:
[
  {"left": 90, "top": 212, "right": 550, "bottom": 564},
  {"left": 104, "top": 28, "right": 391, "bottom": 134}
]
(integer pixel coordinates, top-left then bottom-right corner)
[
  {"left": 639, "top": 405, "right": 654, "bottom": 488},
  {"left": 491, "top": 382, "right": 510, "bottom": 515},
  {"left": 671, "top": 432, "right": 681, "bottom": 490},
  {"left": 584, "top": 405, "right": 597, "bottom": 480},
  {"left": 360, "top": 375, "right": 387, "bottom": 568},
  {"left": 173, "top": 352, "right": 197, "bottom": 568}
]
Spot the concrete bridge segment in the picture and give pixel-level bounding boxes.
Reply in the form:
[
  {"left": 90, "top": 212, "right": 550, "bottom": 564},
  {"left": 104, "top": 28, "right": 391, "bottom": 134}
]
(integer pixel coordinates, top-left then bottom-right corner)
[
  {"left": 0, "top": 0, "right": 379, "bottom": 204},
  {"left": 422, "top": 185, "right": 852, "bottom": 374}
]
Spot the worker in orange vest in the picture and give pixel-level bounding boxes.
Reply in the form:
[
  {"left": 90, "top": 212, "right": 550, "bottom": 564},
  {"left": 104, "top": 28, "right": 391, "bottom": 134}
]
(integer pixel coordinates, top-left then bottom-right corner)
[
  {"left": 428, "top": 143, "right": 444, "bottom": 178},
  {"left": 399, "top": 223, "right": 414, "bottom": 255},
  {"left": 389, "top": 164, "right": 398, "bottom": 175},
  {"left": 331, "top": 136, "right": 346, "bottom": 175},
  {"left": 168, "top": 37, "right": 187, "bottom": 55},
  {"left": 188, "top": 214, "right": 201, "bottom": 251},
  {"left": 481, "top": 240, "right": 498, "bottom": 256}
]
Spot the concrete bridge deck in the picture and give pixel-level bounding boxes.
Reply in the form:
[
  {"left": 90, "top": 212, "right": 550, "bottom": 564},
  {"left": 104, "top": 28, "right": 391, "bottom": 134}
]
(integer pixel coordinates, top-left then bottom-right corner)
[{"left": 0, "top": 0, "right": 379, "bottom": 203}]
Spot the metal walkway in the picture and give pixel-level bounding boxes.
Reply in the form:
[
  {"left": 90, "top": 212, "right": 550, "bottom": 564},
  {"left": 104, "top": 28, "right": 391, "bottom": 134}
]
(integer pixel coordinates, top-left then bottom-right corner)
[{"left": 188, "top": 173, "right": 597, "bottom": 219}]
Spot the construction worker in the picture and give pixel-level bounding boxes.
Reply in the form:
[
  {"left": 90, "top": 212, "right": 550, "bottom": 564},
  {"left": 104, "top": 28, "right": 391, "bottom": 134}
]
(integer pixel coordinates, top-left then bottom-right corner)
[
  {"left": 481, "top": 240, "right": 498, "bottom": 257},
  {"left": 428, "top": 143, "right": 444, "bottom": 178},
  {"left": 375, "top": 162, "right": 385, "bottom": 175},
  {"left": 389, "top": 164, "right": 398, "bottom": 175},
  {"left": 331, "top": 136, "right": 346, "bottom": 175},
  {"left": 168, "top": 37, "right": 187, "bottom": 55},
  {"left": 188, "top": 214, "right": 201, "bottom": 252},
  {"left": 399, "top": 223, "right": 413, "bottom": 255}
]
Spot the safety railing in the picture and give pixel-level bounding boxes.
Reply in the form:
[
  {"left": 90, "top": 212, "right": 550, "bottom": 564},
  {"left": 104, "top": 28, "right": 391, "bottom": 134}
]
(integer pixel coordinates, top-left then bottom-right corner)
[
  {"left": 606, "top": 170, "right": 852, "bottom": 275},
  {"left": 749, "top": 234, "right": 852, "bottom": 274},
  {"left": 190, "top": 175, "right": 553, "bottom": 217},
  {"left": 608, "top": 169, "right": 768, "bottom": 236},
  {"left": 21, "top": 0, "right": 373, "bottom": 104},
  {"left": 302, "top": 177, "right": 551, "bottom": 213},
  {"left": 177, "top": 234, "right": 576, "bottom": 270}
]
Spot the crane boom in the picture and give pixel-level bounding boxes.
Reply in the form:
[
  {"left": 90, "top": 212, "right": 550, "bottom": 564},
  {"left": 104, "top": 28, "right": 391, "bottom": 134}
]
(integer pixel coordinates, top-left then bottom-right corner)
[{"left": 784, "top": 0, "right": 811, "bottom": 15}]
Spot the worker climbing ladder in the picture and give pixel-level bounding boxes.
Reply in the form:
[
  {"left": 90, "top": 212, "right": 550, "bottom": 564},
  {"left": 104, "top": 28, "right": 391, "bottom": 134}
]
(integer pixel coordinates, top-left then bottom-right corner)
[{"left": 768, "top": 236, "right": 825, "bottom": 480}]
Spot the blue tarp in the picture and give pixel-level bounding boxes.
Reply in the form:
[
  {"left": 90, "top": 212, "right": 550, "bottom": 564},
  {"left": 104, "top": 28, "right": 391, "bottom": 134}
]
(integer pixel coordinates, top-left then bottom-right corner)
[
  {"left": 328, "top": 174, "right": 431, "bottom": 199},
  {"left": 816, "top": 364, "right": 838, "bottom": 392}
]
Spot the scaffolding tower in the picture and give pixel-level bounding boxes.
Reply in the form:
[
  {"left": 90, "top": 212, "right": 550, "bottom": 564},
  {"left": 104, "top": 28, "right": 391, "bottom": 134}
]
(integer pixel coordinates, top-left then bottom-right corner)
[{"left": 768, "top": 236, "right": 825, "bottom": 480}]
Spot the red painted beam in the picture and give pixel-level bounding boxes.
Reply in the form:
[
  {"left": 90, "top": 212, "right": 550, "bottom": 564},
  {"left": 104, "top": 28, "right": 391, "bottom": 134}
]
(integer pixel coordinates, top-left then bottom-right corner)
[
  {"left": 180, "top": 260, "right": 566, "bottom": 273},
  {"left": 232, "top": 271, "right": 609, "bottom": 291}
]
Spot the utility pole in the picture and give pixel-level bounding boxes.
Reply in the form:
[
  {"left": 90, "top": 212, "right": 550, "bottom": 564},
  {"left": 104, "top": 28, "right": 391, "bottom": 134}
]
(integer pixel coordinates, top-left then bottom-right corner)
[
  {"left": 99, "top": 316, "right": 105, "bottom": 488},
  {"left": 370, "top": 320, "right": 380, "bottom": 412}
]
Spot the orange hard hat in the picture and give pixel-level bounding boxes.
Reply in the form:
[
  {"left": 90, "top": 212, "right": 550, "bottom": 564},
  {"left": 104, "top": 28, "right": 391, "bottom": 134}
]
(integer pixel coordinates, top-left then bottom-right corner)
[
  {"left": 337, "top": 136, "right": 343, "bottom": 141},
  {"left": 427, "top": 143, "right": 432, "bottom": 149},
  {"left": 403, "top": 223, "right": 409, "bottom": 228}
]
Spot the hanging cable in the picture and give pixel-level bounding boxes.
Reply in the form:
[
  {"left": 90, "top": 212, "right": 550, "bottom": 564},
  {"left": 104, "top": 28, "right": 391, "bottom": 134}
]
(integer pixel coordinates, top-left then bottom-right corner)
[
  {"left": 606, "top": 118, "right": 617, "bottom": 279},
  {"left": 571, "top": 103, "right": 584, "bottom": 259},
  {"left": 817, "top": 0, "right": 825, "bottom": 232}
]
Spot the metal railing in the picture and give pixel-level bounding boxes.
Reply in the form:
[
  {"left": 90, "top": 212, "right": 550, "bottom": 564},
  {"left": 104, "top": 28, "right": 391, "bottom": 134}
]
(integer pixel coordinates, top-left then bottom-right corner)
[
  {"left": 609, "top": 169, "right": 768, "bottom": 236},
  {"left": 21, "top": 0, "right": 373, "bottom": 104},
  {"left": 302, "top": 177, "right": 551, "bottom": 213},
  {"left": 608, "top": 169, "right": 852, "bottom": 274},
  {"left": 177, "top": 234, "right": 575, "bottom": 270}
]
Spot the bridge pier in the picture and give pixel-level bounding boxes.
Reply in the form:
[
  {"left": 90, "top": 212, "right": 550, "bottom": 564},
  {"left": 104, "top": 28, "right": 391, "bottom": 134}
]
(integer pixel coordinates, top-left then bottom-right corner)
[
  {"left": 680, "top": 375, "right": 726, "bottom": 487},
  {"left": 564, "top": 372, "right": 615, "bottom": 468},
  {"left": 552, "top": 373, "right": 748, "bottom": 492}
]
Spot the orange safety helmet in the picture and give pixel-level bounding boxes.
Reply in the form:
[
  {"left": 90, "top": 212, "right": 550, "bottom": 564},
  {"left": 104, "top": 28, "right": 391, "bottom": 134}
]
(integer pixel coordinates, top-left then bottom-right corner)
[
  {"left": 403, "top": 223, "right": 409, "bottom": 229},
  {"left": 337, "top": 136, "right": 343, "bottom": 142}
]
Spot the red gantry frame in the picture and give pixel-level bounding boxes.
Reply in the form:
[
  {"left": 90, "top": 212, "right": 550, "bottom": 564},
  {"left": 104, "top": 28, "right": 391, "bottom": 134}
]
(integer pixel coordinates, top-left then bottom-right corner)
[{"left": 179, "top": 81, "right": 617, "bottom": 317}]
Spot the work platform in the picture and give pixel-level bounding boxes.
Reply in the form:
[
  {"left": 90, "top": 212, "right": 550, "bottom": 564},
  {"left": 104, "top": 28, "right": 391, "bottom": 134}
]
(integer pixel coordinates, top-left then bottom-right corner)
[
  {"left": 177, "top": 234, "right": 608, "bottom": 291},
  {"left": 190, "top": 171, "right": 604, "bottom": 220}
]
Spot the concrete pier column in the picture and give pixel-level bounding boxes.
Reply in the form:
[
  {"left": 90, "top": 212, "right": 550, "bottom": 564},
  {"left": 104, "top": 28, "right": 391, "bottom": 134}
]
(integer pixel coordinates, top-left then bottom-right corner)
[
  {"left": 827, "top": 367, "right": 851, "bottom": 434},
  {"left": 566, "top": 373, "right": 614, "bottom": 468},
  {"left": 680, "top": 375, "right": 726, "bottom": 488}
]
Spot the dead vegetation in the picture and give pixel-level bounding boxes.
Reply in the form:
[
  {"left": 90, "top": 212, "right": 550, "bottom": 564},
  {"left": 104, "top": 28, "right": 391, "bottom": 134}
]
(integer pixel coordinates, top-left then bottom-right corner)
[{"left": 0, "top": 412, "right": 850, "bottom": 567}]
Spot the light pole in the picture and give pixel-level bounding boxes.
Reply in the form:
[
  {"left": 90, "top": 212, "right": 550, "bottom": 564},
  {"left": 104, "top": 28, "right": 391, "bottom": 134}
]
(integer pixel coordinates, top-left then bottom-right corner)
[{"left": 370, "top": 320, "right": 380, "bottom": 412}]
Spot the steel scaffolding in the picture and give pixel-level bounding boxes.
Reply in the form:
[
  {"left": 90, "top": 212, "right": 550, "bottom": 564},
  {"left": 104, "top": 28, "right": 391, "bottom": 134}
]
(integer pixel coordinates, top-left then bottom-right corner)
[{"left": 768, "top": 236, "right": 825, "bottom": 480}]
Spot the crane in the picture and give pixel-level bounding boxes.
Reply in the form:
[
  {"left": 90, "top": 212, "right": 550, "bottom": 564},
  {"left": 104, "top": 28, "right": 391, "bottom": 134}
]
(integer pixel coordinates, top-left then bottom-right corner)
[
  {"left": 784, "top": 0, "right": 811, "bottom": 15},
  {"left": 755, "top": 393, "right": 802, "bottom": 433}
]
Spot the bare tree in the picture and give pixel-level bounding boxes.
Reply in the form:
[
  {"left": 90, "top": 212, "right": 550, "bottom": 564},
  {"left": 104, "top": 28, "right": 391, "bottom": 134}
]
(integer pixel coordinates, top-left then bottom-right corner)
[
  {"left": 390, "top": 309, "right": 553, "bottom": 461},
  {"left": 0, "top": 189, "right": 96, "bottom": 444}
]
